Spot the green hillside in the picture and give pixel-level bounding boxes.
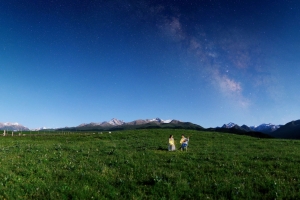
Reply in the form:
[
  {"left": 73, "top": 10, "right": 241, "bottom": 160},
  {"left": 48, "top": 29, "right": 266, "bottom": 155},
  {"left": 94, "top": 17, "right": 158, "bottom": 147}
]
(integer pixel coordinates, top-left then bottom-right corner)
[{"left": 0, "top": 129, "right": 299, "bottom": 199}]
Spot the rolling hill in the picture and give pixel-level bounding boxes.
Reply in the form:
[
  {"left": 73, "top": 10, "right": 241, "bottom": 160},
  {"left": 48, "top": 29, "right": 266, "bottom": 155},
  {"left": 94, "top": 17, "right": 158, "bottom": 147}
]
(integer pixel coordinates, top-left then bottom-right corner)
[{"left": 271, "top": 120, "right": 300, "bottom": 139}]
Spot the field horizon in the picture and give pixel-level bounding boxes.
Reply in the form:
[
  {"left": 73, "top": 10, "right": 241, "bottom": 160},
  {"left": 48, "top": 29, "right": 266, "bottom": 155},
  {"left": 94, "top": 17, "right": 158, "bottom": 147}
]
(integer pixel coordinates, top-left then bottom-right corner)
[{"left": 0, "top": 129, "right": 299, "bottom": 199}]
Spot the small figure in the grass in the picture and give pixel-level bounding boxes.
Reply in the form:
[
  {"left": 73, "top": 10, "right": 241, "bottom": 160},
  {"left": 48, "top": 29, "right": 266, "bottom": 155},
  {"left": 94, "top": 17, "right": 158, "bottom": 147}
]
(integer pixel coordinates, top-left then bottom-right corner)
[
  {"left": 179, "top": 134, "right": 186, "bottom": 151},
  {"left": 168, "top": 135, "right": 176, "bottom": 151},
  {"left": 181, "top": 137, "right": 189, "bottom": 151},
  {"left": 179, "top": 134, "right": 189, "bottom": 151}
]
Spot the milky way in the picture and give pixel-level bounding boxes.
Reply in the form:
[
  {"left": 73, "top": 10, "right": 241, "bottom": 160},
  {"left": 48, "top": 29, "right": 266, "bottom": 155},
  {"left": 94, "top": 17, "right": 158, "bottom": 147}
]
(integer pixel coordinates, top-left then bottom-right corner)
[{"left": 1, "top": 1, "right": 299, "bottom": 128}]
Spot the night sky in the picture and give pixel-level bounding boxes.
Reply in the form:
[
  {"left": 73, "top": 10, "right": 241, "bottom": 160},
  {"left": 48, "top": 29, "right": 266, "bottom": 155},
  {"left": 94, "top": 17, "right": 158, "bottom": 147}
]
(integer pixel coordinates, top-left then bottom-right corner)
[{"left": 1, "top": 0, "right": 300, "bottom": 129}]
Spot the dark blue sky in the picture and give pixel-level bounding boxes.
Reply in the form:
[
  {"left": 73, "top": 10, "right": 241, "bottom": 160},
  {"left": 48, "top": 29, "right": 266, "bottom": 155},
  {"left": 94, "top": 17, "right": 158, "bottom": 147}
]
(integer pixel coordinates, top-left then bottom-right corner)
[{"left": 1, "top": 0, "right": 300, "bottom": 128}]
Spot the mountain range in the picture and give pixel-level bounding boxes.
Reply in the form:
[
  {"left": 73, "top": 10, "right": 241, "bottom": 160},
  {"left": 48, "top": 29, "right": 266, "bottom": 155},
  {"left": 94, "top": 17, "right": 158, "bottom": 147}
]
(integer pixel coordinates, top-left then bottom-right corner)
[
  {"left": 64, "top": 118, "right": 204, "bottom": 131},
  {"left": 1, "top": 118, "right": 299, "bottom": 139},
  {"left": 220, "top": 122, "right": 282, "bottom": 134},
  {"left": 77, "top": 118, "right": 172, "bottom": 128},
  {"left": 271, "top": 120, "right": 300, "bottom": 139},
  {"left": 0, "top": 122, "right": 29, "bottom": 131}
]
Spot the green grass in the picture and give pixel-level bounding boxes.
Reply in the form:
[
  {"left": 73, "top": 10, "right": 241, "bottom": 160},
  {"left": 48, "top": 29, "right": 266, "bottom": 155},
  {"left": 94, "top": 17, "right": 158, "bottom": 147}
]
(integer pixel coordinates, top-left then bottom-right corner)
[{"left": 0, "top": 129, "right": 299, "bottom": 199}]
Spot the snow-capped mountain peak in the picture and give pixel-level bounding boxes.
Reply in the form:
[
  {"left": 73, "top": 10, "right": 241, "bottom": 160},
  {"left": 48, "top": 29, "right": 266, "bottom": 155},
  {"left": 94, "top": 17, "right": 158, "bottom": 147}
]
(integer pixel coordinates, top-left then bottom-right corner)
[
  {"left": 0, "top": 122, "right": 29, "bottom": 131},
  {"left": 162, "top": 119, "right": 172, "bottom": 123},
  {"left": 2, "top": 122, "right": 19, "bottom": 126},
  {"left": 149, "top": 118, "right": 172, "bottom": 123},
  {"left": 108, "top": 118, "right": 124, "bottom": 126},
  {"left": 250, "top": 123, "right": 280, "bottom": 133},
  {"left": 76, "top": 118, "right": 173, "bottom": 127},
  {"left": 222, "top": 122, "right": 237, "bottom": 128},
  {"left": 149, "top": 118, "right": 161, "bottom": 122}
]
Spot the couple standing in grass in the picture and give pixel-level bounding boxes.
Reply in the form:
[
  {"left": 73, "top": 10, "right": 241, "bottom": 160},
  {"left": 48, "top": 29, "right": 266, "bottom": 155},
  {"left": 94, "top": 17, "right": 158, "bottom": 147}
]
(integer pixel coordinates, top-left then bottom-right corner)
[{"left": 168, "top": 134, "right": 189, "bottom": 151}]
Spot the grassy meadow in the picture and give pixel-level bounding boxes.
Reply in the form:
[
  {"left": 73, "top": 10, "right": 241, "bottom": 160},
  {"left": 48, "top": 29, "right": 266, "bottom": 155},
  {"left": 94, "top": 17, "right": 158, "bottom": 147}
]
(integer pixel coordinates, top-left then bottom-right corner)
[{"left": 0, "top": 129, "right": 299, "bottom": 199}]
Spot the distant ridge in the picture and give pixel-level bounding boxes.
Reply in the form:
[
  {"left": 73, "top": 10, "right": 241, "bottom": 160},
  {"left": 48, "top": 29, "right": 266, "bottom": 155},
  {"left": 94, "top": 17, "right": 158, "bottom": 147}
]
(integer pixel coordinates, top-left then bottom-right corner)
[
  {"left": 220, "top": 122, "right": 281, "bottom": 134},
  {"left": 211, "top": 122, "right": 272, "bottom": 138},
  {"left": 0, "top": 122, "right": 29, "bottom": 131},
  {"left": 271, "top": 120, "right": 300, "bottom": 139},
  {"left": 76, "top": 118, "right": 172, "bottom": 128},
  {"left": 78, "top": 118, "right": 125, "bottom": 128},
  {"left": 57, "top": 118, "right": 204, "bottom": 131},
  {"left": 3, "top": 118, "right": 300, "bottom": 139},
  {"left": 250, "top": 123, "right": 281, "bottom": 133},
  {"left": 58, "top": 118, "right": 271, "bottom": 138}
]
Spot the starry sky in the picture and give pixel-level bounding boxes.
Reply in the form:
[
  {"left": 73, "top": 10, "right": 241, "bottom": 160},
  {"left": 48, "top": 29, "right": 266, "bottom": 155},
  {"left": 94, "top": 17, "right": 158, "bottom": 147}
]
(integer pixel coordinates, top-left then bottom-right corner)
[{"left": 1, "top": 0, "right": 300, "bottom": 129}]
